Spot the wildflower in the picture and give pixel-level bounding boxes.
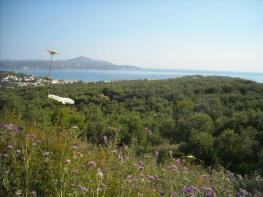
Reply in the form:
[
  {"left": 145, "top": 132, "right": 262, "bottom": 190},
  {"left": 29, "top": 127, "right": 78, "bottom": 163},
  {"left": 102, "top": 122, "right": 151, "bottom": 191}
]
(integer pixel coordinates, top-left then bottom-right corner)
[
  {"left": 97, "top": 168, "right": 103, "bottom": 179},
  {"left": 239, "top": 188, "right": 249, "bottom": 195},
  {"left": 72, "top": 145, "right": 78, "bottom": 150},
  {"left": 171, "top": 192, "right": 177, "bottom": 196},
  {"left": 103, "top": 135, "right": 107, "bottom": 141},
  {"left": 43, "top": 152, "right": 50, "bottom": 156},
  {"left": 18, "top": 126, "right": 24, "bottom": 131},
  {"left": 31, "top": 191, "right": 37, "bottom": 195},
  {"left": 118, "top": 154, "right": 123, "bottom": 160},
  {"left": 238, "top": 175, "right": 243, "bottom": 180},
  {"left": 78, "top": 185, "right": 88, "bottom": 192},
  {"left": 148, "top": 175, "right": 154, "bottom": 180},
  {"left": 154, "top": 151, "right": 159, "bottom": 156},
  {"left": 187, "top": 155, "right": 196, "bottom": 159},
  {"left": 126, "top": 156, "right": 130, "bottom": 160},
  {"left": 176, "top": 158, "right": 181, "bottom": 164},
  {"left": 169, "top": 150, "right": 173, "bottom": 154},
  {"left": 46, "top": 48, "right": 59, "bottom": 55},
  {"left": 81, "top": 164, "right": 85, "bottom": 168},
  {"left": 48, "top": 94, "right": 75, "bottom": 104},
  {"left": 32, "top": 142, "right": 37, "bottom": 146},
  {"left": 89, "top": 161, "right": 96, "bottom": 167},
  {"left": 112, "top": 149, "right": 117, "bottom": 153},
  {"left": 3, "top": 153, "right": 8, "bottom": 157},
  {"left": 27, "top": 133, "right": 36, "bottom": 138},
  {"left": 8, "top": 145, "right": 14, "bottom": 149},
  {"left": 127, "top": 175, "right": 132, "bottom": 179},
  {"left": 71, "top": 184, "right": 75, "bottom": 187},
  {"left": 16, "top": 190, "right": 22, "bottom": 196},
  {"left": 183, "top": 186, "right": 193, "bottom": 194},
  {"left": 183, "top": 166, "right": 189, "bottom": 171},
  {"left": 36, "top": 140, "right": 42, "bottom": 143},
  {"left": 5, "top": 170, "right": 9, "bottom": 174},
  {"left": 160, "top": 192, "right": 165, "bottom": 196},
  {"left": 65, "top": 159, "right": 71, "bottom": 163},
  {"left": 16, "top": 149, "right": 21, "bottom": 153},
  {"left": 101, "top": 183, "right": 106, "bottom": 187},
  {"left": 132, "top": 137, "right": 137, "bottom": 142},
  {"left": 71, "top": 169, "right": 79, "bottom": 174},
  {"left": 46, "top": 48, "right": 59, "bottom": 76}
]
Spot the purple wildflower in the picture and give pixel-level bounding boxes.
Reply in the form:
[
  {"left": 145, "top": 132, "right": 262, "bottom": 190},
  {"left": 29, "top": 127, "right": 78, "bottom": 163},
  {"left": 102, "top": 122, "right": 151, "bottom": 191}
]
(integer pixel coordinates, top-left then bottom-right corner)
[
  {"left": 31, "top": 191, "right": 36, "bottom": 195},
  {"left": 16, "top": 149, "right": 21, "bottom": 153},
  {"left": 72, "top": 145, "right": 78, "bottom": 150},
  {"left": 78, "top": 185, "right": 88, "bottom": 192},
  {"left": 148, "top": 129, "right": 152, "bottom": 135},
  {"left": 71, "top": 169, "right": 79, "bottom": 174},
  {"left": 183, "top": 166, "right": 189, "bottom": 171},
  {"left": 8, "top": 145, "right": 14, "bottom": 149},
  {"left": 71, "top": 184, "right": 75, "bottom": 187},
  {"left": 89, "top": 161, "right": 96, "bottom": 167},
  {"left": 43, "top": 152, "right": 50, "bottom": 156},
  {"left": 183, "top": 186, "right": 193, "bottom": 194},
  {"left": 154, "top": 151, "right": 159, "bottom": 156},
  {"left": 148, "top": 175, "right": 154, "bottom": 180},
  {"left": 103, "top": 135, "right": 107, "bottom": 141}
]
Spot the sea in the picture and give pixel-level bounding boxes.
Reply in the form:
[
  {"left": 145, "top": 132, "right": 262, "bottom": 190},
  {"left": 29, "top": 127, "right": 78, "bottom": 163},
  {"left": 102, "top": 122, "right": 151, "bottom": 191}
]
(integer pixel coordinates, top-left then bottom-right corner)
[{"left": 12, "top": 68, "right": 263, "bottom": 83}]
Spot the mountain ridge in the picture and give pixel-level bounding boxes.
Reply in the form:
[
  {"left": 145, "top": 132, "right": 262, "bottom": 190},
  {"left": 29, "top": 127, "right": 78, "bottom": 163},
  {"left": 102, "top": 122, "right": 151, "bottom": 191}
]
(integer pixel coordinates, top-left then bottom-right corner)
[{"left": 0, "top": 56, "right": 140, "bottom": 71}]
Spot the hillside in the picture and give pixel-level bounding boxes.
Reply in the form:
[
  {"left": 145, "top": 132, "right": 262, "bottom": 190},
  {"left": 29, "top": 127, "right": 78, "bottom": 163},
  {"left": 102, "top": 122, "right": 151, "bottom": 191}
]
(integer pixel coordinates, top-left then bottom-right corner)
[
  {"left": 1, "top": 73, "right": 263, "bottom": 196},
  {"left": 0, "top": 56, "right": 140, "bottom": 71}
]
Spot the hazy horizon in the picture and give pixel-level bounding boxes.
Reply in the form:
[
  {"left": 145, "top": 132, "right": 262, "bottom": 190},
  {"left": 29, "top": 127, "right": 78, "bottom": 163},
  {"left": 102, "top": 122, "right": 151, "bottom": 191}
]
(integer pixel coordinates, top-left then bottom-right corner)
[{"left": 1, "top": 0, "right": 263, "bottom": 72}]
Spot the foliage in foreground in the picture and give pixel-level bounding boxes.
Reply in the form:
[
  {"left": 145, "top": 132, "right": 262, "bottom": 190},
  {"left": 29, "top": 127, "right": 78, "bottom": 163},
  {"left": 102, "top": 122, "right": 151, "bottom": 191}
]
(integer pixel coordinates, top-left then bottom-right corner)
[{"left": 1, "top": 123, "right": 263, "bottom": 197}]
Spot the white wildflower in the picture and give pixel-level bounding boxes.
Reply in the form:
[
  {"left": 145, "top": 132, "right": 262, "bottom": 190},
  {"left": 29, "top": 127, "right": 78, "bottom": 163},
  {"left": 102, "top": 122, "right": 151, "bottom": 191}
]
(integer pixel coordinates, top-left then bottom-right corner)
[
  {"left": 46, "top": 49, "right": 59, "bottom": 55},
  {"left": 48, "top": 94, "right": 75, "bottom": 104},
  {"left": 186, "top": 155, "right": 196, "bottom": 159},
  {"left": 97, "top": 168, "right": 104, "bottom": 179}
]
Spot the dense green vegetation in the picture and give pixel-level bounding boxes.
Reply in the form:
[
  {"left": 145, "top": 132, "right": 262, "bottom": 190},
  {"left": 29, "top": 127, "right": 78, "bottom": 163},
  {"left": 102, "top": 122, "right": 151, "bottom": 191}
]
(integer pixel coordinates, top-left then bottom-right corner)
[{"left": 1, "top": 74, "right": 263, "bottom": 175}]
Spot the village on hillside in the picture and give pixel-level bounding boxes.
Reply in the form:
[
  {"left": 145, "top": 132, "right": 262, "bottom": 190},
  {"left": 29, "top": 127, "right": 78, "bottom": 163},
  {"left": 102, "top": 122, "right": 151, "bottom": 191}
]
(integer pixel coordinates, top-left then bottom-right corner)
[{"left": 0, "top": 71, "right": 77, "bottom": 88}]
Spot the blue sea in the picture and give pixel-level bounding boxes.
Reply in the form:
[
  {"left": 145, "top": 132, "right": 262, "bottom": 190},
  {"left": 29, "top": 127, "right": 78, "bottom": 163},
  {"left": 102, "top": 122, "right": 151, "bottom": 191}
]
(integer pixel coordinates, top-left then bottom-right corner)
[{"left": 13, "top": 69, "right": 263, "bottom": 83}]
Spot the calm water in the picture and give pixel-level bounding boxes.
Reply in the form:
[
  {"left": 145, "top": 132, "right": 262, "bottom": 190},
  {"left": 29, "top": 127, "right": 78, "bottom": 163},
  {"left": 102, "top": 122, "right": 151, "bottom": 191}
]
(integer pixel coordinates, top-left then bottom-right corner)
[{"left": 13, "top": 69, "right": 263, "bottom": 83}]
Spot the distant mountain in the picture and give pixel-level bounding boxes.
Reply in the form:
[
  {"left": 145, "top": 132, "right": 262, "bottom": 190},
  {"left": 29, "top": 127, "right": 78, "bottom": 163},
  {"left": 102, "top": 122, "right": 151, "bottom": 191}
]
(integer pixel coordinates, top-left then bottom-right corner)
[{"left": 0, "top": 56, "right": 140, "bottom": 71}]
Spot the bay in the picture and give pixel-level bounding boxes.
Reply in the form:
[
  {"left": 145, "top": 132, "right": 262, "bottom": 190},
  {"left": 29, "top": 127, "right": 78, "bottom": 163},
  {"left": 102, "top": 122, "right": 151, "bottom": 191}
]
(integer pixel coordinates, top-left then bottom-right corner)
[{"left": 14, "top": 68, "right": 263, "bottom": 83}]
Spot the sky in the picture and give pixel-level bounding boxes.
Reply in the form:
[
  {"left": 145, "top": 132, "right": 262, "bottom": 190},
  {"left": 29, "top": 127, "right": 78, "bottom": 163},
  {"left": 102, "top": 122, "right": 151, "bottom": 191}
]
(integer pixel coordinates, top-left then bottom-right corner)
[{"left": 0, "top": 0, "right": 263, "bottom": 72}]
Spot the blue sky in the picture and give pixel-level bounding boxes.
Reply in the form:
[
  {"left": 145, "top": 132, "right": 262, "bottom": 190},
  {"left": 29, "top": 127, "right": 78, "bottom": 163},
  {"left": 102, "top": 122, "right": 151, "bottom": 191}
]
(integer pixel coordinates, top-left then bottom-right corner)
[{"left": 0, "top": 0, "right": 263, "bottom": 72}]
